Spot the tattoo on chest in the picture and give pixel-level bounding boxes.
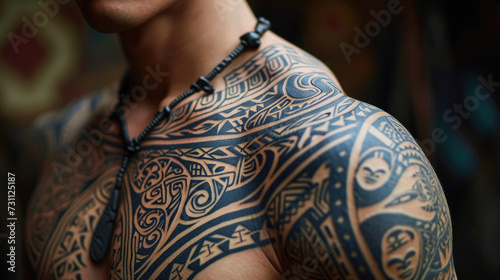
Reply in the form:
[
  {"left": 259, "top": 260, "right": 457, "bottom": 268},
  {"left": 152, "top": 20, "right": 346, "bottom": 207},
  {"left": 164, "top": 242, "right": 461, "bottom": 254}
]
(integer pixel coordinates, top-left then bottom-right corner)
[{"left": 26, "top": 44, "right": 454, "bottom": 280}]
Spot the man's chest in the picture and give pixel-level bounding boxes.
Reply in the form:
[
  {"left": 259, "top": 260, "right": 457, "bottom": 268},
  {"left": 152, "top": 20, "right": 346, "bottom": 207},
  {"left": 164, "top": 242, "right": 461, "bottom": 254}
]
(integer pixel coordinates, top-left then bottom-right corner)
[
  {"left": 25, "top": 69, "right": 349, "bottom": 278},
  {"left": 26, "top": 132, "right": 286, "bottom": 279}
]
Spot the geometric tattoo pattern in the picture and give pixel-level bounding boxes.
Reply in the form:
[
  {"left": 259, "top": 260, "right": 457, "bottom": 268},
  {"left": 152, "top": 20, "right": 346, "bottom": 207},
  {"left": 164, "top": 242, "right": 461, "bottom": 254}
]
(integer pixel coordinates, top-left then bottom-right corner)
[{"left": 25, "top": 44, "right": 456, "bottom": 279}]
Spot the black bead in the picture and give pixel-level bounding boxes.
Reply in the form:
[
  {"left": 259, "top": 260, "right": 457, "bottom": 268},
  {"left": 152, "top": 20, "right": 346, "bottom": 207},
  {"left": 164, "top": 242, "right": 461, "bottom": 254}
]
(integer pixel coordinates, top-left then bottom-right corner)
[
  {"left": 255, "top": 17, "right": 271, "bottom": 35},
  {"left": 115, "top": 177, "right": 123, "bottom": 188},
  {"left": 125, "top": 138, "right": 140, "bottom": 154},
  {"left": 240, "top": 32, "right": 261, "bottom": 49},
  {"left": 164, "top": 105, "right": 171, "bottom": 115},
  {"left": 192, "top": 76, "right": 215, "bottom": 94},
  {"left": 190, "top": 83, "right": 201, "bottom": 92}
]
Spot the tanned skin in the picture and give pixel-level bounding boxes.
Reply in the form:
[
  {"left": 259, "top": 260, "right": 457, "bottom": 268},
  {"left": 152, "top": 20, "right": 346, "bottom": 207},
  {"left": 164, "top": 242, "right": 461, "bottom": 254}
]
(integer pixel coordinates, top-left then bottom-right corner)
[{"left": 25, "top": 0, "right": 457, "bottom": 279}]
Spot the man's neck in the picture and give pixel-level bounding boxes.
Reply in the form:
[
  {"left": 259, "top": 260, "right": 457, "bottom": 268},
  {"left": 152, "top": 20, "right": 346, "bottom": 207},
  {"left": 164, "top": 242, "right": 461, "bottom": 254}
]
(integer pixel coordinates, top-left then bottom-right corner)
[{"left": 119, "top": 0, "right": 257, "bottom": 109}]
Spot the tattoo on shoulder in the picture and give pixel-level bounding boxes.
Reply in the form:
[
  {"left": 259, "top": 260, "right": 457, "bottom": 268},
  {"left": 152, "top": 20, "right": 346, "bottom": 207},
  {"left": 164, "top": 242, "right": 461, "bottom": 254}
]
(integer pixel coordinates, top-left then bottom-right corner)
[{"left": 271, "top": 104, "right": 456, "bottom": 279}]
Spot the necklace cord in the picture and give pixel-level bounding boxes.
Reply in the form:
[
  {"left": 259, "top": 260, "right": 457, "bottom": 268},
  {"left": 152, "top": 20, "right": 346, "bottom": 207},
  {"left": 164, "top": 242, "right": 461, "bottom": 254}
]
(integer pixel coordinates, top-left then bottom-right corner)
[{"left": 89, "top": 17, "right": 271, "bottom": 262}]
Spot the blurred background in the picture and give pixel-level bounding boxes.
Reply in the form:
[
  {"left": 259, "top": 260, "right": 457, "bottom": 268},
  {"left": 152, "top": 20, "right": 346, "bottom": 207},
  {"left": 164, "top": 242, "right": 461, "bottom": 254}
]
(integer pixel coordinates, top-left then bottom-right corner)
[{"left": 1, "top": 0, "right": 499, "bottom": 279}]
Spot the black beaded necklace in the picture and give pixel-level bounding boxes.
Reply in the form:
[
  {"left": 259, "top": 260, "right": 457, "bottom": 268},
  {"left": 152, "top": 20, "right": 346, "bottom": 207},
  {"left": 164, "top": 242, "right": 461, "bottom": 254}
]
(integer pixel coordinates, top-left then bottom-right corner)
[{"left": 89, "top": 17, "right": 271, "bottom": 262}]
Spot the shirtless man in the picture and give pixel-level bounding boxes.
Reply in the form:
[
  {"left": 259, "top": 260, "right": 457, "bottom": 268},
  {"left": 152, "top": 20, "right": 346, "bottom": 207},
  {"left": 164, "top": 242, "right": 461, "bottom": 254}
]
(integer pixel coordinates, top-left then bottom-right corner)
[{"left": 25, "top": 0, "right": 457, "bottom": 279}]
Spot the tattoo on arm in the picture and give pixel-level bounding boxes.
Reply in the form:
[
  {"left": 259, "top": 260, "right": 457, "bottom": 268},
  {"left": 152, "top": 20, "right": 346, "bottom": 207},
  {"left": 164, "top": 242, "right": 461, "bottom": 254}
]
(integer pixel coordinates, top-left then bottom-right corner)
[{"left": 270, "top": 104, "right": 456, "bottom": 279}]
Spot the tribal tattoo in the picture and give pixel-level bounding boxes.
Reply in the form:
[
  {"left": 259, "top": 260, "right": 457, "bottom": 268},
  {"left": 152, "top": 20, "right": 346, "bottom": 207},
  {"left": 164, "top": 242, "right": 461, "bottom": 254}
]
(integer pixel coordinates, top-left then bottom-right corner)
[{"left": 26, "top": 44, "right": 456, "bottom": 279}]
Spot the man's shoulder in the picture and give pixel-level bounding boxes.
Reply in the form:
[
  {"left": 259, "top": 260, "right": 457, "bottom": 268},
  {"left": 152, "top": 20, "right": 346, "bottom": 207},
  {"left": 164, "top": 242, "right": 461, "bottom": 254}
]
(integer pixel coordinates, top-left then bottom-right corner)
[
  {"left": 223, "top": 42, "right": 342, "bottom": 96},
  {"left": 216, "top": 41, "right": 419, "bottom": 162},
  {"left": 238, "top": 43, "right": 456, "bottom": 278},
  {"left": 210, "top": 42, "right": 347, "bottom": 135},
  {"left": 30, "top": 85, "right": 118, "bottom": 157},
  {"left": 235, "top": 42, "right": 413, "bottom": 156},
  {"left": 259, "top": 95, "right": 457, "bottom": 278}
]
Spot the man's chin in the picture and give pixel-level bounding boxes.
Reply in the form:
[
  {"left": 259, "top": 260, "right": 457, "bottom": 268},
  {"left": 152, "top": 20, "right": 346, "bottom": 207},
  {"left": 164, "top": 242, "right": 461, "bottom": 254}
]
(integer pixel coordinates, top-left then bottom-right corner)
[
  {"left": 77, "top": 2, "right": 144, "bottom": 33},
  {"left": 83, "top": 15, "right": 139, "bottom": 33}
]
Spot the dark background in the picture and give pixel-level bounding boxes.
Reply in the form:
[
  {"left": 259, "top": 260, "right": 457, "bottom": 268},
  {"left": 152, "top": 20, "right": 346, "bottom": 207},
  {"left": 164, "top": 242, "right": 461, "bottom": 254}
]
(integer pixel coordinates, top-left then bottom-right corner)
[{"left": 1, "top": 0, "right": 499, "bottom": 279}]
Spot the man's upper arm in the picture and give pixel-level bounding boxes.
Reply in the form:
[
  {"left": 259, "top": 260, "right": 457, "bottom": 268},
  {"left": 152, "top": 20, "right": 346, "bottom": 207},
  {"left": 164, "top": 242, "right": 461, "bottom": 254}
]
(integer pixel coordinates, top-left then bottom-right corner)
[{"left": 272, "top": 104, "right": 456, "bottom": 279}]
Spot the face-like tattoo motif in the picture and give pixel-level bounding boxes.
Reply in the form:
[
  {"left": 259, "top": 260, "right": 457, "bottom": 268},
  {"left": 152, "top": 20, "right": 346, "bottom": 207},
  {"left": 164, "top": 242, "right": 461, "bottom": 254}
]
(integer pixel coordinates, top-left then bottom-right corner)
[{"left": 356, "top": 149, "right": 392, "bottom": 191}]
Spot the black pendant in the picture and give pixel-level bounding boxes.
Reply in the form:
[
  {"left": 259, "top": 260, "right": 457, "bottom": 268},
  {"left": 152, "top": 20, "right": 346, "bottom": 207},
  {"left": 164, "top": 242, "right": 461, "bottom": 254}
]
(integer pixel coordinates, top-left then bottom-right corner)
[{"left": 90, "top": 187, "right": 120, "bottom": 262}]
